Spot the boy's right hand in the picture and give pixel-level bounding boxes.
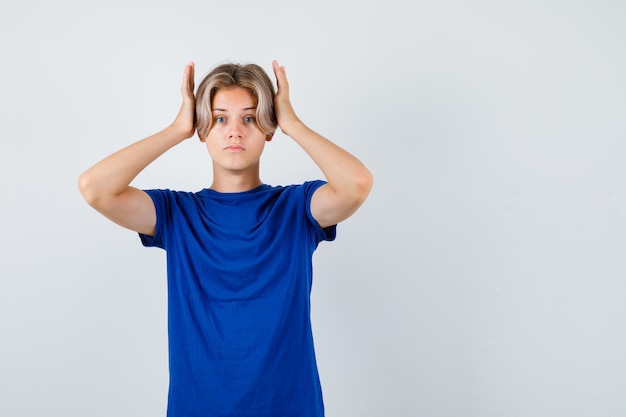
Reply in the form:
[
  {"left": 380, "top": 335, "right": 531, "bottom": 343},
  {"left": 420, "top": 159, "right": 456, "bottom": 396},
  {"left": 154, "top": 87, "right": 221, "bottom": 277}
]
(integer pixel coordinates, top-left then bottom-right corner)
[{"left": 171, "top": 61, "right": 196, "bottom": 139}]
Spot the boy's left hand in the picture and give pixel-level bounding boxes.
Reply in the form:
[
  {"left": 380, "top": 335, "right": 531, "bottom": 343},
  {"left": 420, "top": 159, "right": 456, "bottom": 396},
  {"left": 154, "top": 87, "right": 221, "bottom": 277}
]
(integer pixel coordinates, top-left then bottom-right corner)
[{"left": 272, "top": 60, "right": 302, "bottom": 137}]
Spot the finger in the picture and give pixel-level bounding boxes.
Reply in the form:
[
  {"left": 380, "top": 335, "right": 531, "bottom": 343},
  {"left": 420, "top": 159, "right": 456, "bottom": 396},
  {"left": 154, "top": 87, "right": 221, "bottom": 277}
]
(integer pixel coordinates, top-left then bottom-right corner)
[
  {"left": 272, "top": 59, "right": 280, "bottom": 78},
  {"left": 272, "top": 60, "right": 281, "bottom": 87},
  {"left": 182, "top": 61, "right": 195, "bottom": 97},
  {"left": 272, "top": 60, "right": 289, "bottom": 93},
  {"left": 182, "top": 63, "right": 189, "bottom": 92},
  {"left": 188, "top": 61, "right": 195, "bottom": 92}
]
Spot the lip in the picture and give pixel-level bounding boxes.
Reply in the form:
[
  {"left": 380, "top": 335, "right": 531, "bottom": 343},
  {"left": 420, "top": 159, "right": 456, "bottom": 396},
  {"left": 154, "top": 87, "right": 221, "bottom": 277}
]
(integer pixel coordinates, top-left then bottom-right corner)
[{"left": 225, "top": 145, "right": 244, "bottom": 152}]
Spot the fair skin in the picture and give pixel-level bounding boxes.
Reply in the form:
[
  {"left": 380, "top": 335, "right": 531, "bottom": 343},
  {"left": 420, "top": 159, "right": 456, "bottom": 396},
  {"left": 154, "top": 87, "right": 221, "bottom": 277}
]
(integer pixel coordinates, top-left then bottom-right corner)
[
  {"left": 201, "top": 86, "right": 272, "bottom": 193},
  {"left": 78, "top": 60, "right": 372, "bottom": 234}
]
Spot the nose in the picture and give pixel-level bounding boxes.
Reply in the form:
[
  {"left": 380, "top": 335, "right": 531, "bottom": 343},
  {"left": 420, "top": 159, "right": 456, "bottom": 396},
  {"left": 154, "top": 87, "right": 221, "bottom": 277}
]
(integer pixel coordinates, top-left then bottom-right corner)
[{"left": 228, "top": 119, "right": 244, "bottom": 139}]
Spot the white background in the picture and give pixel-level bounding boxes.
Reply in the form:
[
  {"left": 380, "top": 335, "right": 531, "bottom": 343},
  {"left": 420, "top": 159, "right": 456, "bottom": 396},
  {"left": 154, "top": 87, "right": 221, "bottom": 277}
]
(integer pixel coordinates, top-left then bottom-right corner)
[{"left": 2, "top": 0, "right": 626, "bottom": 416}]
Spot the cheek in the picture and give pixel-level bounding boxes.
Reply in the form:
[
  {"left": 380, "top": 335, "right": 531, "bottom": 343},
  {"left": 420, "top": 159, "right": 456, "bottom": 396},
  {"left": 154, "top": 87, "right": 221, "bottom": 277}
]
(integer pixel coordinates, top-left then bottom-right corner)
[{"left": 203, "top": 134, "right": 220, "bottom": 153}]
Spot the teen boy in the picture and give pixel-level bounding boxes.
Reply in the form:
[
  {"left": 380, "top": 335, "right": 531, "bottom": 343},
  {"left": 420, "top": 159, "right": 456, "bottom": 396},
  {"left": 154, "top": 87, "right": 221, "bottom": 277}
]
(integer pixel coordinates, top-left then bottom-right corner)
[{"left": 78, "top": 60, "right": 372, "bottom": 417}]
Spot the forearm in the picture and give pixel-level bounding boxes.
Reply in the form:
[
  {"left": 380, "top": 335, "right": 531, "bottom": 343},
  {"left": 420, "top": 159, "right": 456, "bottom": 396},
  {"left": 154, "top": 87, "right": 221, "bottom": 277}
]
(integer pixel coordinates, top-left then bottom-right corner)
[
  {"left": 271, "top": 61, "right": 372, "bottom": 202},
  {"left": 78, "top": 125, "right": 187, "bottom": 204}
]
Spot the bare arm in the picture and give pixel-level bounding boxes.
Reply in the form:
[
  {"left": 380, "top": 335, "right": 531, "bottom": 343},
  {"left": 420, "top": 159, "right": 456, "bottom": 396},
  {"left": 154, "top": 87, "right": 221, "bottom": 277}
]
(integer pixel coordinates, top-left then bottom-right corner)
[
  {"left": 78, "top": 62, "right": 196, "bottom": 236},
  {"left": 272, "top": 60, "right": 373, "bottom": 229}
]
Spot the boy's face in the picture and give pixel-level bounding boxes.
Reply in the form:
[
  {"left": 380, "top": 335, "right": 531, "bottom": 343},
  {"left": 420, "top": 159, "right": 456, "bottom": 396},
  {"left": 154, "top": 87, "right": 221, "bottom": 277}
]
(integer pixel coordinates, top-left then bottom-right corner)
[{"left": 204, "top": 87, "right": 271, "bottom": 174}]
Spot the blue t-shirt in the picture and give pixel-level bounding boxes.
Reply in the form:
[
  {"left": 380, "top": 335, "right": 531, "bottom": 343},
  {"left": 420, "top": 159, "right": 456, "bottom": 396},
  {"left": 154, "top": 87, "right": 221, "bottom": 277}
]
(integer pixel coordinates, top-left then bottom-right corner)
[{"left": 139, "top": 181, "right": 336, "bottom": 417}]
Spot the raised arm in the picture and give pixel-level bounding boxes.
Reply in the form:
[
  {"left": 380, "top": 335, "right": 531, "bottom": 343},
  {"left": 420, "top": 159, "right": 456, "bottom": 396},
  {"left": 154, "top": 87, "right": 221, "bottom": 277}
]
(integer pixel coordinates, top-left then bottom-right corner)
[
  {"left": 78, "top": 62, "right": 196, "bottom": 236},
  {"left": 272, "top": 60, "right": 373, "bottom": 228}
]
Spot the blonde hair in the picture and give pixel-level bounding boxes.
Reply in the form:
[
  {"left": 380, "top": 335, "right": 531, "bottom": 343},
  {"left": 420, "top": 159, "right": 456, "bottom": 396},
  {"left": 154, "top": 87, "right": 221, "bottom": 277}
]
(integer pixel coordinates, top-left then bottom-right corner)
[{"left": 195, "top": 63, "right": 277, "bottom": 138}]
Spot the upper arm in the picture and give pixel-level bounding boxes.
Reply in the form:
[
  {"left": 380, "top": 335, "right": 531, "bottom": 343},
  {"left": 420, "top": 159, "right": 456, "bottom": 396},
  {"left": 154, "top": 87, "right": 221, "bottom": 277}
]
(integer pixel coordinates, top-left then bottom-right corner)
[
  {"left": 87, "top": 186, "right": 157, "bottom": 236},
  {"left": 310, "top": 183, "right": 369, "bottom": 229}
]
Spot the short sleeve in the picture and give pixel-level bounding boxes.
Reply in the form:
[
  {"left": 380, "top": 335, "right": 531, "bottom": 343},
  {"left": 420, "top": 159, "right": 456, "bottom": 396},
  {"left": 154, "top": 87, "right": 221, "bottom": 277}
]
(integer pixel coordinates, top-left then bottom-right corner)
[
  {"left": 138, "top": 189, "right": 170, "bottom": 249},
  {"left": 303, "top": 180, "right": 337, "bottom": 243}
]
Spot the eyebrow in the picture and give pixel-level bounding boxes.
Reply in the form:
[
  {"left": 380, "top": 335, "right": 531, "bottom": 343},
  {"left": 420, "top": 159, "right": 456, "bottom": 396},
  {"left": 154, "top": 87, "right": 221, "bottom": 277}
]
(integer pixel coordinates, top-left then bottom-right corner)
[{"left": 212, "top": 106, "right": 257, "bottom": 112}]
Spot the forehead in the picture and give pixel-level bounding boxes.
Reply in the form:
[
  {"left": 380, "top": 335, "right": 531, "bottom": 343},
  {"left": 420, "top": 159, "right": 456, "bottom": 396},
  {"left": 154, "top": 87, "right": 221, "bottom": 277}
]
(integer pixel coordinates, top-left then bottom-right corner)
[{"left": 212, "top": 87, "right": 257, "bottom": 110}]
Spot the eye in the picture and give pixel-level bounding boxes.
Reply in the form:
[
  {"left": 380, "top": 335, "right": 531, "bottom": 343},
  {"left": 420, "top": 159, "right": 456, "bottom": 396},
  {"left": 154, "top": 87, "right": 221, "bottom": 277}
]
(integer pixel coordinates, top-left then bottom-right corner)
[
  {"left": 215, "top": 116, "right": 226, "bottom": 123},
  {"left": 244, "top": 116, "right": 255, "bottom": 123}
]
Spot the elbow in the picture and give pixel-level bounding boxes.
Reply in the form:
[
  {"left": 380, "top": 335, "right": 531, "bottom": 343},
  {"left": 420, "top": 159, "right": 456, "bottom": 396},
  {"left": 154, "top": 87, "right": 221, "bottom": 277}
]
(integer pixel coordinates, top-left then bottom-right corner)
[
  {"left": 352, "top": 167, "right": 374, "bottom": 205},
  {"left": 77, "top": 171, "right": 100, "bottom": 207}
]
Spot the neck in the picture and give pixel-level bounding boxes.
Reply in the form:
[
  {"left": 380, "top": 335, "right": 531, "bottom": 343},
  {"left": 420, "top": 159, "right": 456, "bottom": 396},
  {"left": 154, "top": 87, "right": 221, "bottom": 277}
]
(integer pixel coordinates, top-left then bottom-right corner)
[{"left": 209, "top": 169, "right": 263, "bottom": 193}]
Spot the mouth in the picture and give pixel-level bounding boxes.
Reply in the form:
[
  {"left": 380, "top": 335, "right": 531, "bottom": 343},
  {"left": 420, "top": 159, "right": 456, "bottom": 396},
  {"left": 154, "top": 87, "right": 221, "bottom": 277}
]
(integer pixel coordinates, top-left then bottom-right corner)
[{"left": 225, "top": 145, "right": 245, "bottom": 152}]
